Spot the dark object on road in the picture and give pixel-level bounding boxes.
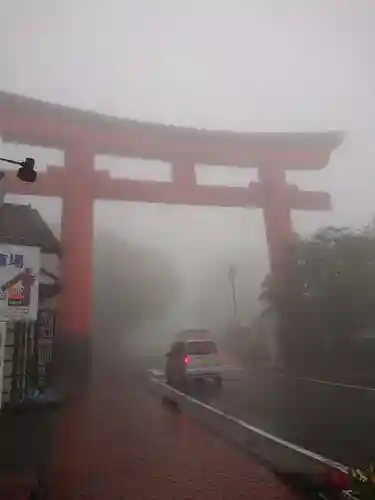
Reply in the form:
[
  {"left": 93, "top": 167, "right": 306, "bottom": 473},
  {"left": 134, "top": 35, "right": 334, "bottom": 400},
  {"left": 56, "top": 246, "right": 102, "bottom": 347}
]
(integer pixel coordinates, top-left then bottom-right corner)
[{"left": 161, "top": 396, "right": 181, "bottom": 413}]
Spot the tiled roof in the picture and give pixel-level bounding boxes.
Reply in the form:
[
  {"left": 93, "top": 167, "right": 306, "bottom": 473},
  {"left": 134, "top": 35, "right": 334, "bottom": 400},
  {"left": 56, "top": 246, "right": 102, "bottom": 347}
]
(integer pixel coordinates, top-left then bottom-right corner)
[{"left": 0, "top": 203, "right": 62, "bottom": 257}]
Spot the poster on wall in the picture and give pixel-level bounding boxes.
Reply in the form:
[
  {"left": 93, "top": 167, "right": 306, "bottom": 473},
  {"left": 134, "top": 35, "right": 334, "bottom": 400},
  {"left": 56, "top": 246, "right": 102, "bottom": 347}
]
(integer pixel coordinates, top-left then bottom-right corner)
[{"left": 0, "top": 244, "right": 40, "bottom": 322}]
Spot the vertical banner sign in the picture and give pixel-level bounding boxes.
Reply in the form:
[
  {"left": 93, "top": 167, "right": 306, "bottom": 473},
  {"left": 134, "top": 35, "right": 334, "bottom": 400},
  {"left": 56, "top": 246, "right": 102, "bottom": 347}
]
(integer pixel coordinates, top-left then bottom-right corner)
[{"left": 0, "top": 244, "right": 40, "bottom": 321}]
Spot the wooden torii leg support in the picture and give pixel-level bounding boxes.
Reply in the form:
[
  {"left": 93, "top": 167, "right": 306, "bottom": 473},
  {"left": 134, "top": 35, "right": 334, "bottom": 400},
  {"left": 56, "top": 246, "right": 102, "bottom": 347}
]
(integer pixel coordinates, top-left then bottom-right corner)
[{"left": 0, "top": 92, "right": 343, "bottom": 390}]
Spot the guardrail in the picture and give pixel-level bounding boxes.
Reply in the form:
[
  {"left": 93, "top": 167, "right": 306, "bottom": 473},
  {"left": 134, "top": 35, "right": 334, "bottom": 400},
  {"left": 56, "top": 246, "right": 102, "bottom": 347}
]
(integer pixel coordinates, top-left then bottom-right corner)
[{"left": 149, "top": 376, "right": 356, "bottom": 499}]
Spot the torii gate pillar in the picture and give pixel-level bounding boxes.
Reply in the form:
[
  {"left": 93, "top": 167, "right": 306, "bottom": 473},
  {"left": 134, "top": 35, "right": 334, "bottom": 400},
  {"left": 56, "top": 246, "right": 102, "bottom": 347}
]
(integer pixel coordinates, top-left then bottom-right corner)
[{"left": 0, "top": 91, "right": 343, "bottom": 389}]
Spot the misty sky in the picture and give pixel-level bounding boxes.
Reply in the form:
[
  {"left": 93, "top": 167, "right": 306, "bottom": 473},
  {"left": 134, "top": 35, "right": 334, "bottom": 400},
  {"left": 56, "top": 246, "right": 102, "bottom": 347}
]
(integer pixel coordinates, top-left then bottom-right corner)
[{"left": 1, "top": 1, "right": 374, "bottom": 347}]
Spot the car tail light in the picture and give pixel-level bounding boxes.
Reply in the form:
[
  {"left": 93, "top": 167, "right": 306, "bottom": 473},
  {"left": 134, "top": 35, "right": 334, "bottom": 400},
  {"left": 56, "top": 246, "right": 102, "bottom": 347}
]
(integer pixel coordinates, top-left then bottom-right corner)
[
  {"left": 323, "top": 467, "right": 349, "bottom": 491},
  {"left": 184, "top": 355, "right": 189, "bottom": 365}
]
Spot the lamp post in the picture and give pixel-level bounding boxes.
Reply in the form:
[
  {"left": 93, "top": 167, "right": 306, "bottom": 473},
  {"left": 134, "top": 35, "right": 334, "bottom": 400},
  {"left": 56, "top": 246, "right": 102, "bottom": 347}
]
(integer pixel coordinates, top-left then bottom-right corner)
[{"left": 0, "top": 156, "right": 37, "bottom": 183}]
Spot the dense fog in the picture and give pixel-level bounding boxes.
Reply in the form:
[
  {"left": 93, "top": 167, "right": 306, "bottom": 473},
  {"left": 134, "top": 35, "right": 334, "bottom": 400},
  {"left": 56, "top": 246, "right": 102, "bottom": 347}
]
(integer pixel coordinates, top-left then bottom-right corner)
[{"left": 1, "top": 0, "right": 374, "bottom": 360}]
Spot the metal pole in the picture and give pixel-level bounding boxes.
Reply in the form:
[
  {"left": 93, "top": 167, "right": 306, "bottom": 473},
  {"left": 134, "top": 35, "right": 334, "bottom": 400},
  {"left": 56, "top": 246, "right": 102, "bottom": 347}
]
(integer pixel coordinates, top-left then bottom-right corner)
[
  {"left": 228, "top": 265, "right": 238, "bottom": 325},
  {"left": 0, "top": 157, "right": 22, "bottom": 166}
]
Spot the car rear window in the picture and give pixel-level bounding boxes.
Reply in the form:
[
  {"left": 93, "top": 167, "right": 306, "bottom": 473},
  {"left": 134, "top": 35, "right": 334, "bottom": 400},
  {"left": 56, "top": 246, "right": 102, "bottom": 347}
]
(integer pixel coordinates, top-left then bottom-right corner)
[{"left": 185, "top": 341, "right": 218, "bottom": 355}]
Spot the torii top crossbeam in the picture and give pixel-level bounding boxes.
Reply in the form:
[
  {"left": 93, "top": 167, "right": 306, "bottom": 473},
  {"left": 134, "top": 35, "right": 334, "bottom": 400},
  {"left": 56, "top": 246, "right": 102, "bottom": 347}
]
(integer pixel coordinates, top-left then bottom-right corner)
[
  {"left": 0, "top": 91, "right": 341, "bottom": 167},
  {"left": 0, "top": 91, "right": 343, "bottom": 339}
]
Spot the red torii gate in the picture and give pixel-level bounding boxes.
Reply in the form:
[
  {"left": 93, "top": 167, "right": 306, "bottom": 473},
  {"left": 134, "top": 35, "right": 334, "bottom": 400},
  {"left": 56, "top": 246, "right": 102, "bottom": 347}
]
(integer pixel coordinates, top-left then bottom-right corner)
[{"left": 0, "top": 91, "right": 342, "bottom": 382}]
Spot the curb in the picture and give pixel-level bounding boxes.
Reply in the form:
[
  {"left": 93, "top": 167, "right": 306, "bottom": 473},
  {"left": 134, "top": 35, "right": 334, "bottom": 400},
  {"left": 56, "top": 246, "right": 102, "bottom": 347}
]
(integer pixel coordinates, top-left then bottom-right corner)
[{"left": 149, "top": 377, "right": 356, "bottom": 499}]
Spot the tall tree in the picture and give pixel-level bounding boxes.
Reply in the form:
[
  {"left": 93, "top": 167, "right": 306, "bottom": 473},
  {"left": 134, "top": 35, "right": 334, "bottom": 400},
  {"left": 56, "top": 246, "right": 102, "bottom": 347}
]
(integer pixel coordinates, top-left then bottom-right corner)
[{"left": 260, "top": 225, "right": 375, "bottom": 368}]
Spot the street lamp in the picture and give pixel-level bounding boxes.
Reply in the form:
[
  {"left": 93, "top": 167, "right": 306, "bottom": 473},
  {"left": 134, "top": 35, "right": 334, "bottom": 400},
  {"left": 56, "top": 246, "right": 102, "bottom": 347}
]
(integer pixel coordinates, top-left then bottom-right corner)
[{"left": 0, "top": 156, "right": 37, "bottom": 183}]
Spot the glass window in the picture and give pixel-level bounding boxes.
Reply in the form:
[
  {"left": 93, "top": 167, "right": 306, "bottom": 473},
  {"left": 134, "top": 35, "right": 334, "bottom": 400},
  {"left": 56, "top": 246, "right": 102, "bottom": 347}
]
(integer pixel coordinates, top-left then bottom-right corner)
[{"left": 185, "top": 341, "right": 218, "bottom": 355}]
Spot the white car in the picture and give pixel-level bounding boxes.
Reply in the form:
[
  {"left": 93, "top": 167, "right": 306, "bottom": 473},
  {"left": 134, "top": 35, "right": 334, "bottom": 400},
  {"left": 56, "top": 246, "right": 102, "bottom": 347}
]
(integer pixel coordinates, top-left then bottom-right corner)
[{"left": 165, "top": 339, "right": 223, "bottom": 387}]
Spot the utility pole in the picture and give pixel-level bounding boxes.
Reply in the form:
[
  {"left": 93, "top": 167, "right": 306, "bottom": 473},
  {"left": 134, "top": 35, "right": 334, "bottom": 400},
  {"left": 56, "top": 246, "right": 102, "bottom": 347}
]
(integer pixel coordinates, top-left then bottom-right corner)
[{"left": 228, "top": 264, "right": 238, "bottom": 326}]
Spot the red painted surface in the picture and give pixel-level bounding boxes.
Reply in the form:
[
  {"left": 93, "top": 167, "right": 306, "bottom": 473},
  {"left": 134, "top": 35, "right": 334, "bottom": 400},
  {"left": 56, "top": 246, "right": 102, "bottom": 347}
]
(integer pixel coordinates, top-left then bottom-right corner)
[
  {"left": 59, "top": 144, "right": 95, "bottom": 335},
  {"left": 49, "top": 371, "right": 303, "bottom": 500},
  {"left": 0, "top": 91, "right": 343, "bottom": 337}
]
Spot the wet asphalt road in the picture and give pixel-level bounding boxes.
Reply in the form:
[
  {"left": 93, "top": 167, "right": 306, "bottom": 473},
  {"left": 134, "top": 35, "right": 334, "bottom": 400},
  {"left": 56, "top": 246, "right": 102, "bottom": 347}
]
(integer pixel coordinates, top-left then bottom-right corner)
[
  {"left": 147, "top": 360, "right": 375, "bottom": 469},
  {"left": 196, "top": 371, "right": 374, "bottom": 468}
]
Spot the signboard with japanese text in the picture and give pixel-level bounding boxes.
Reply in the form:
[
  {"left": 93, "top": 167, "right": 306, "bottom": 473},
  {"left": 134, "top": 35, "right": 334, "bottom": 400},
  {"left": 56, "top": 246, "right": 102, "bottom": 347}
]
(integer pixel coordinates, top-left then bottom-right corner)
[{"left": 0, "top": 244, "right": 40, "bottom": 321}]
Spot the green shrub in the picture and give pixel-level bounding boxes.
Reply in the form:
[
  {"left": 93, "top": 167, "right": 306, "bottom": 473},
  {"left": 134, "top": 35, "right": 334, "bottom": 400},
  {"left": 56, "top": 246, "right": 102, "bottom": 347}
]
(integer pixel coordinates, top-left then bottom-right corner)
[{"left": 349, "top": 465, "right": 375, "bottom": 499}]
